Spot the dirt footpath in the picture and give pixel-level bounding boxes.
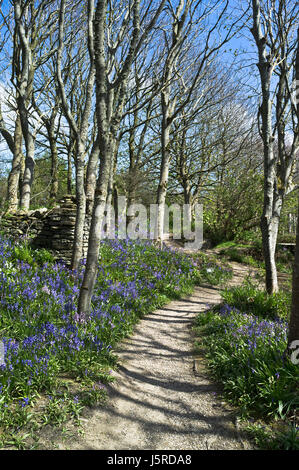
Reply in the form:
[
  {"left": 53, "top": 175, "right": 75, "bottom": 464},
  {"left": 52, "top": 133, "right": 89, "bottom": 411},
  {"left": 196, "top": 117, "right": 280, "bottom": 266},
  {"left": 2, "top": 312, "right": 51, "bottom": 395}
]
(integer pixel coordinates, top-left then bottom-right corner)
[{"left": 40, "top": 260, "right": 256, "bottom": 450}]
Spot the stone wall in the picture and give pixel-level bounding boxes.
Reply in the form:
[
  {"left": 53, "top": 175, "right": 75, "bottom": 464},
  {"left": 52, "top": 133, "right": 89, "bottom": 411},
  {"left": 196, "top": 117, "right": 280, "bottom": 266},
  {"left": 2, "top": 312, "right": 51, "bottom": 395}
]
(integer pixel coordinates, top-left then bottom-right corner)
[{"left": 0, "top": 195, "right": 90, "bottom": 265}]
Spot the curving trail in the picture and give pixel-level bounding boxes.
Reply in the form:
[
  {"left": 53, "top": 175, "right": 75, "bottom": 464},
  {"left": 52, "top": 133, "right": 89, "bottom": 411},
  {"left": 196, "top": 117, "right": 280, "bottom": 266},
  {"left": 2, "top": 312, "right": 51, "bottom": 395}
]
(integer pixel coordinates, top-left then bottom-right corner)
[{"left": 39, "top": 250, "right": 256, "bottom": 450}]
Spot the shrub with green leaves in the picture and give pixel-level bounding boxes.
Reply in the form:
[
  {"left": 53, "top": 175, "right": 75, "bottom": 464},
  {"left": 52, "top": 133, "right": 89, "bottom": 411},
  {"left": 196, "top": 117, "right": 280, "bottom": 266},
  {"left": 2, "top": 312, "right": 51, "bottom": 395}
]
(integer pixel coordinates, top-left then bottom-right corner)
[
  {"left": 10, "top": 244, "right": 55, "bottom": 267},
  {"left": 11, "top": 245, "right": 35, "bottom": 265}
]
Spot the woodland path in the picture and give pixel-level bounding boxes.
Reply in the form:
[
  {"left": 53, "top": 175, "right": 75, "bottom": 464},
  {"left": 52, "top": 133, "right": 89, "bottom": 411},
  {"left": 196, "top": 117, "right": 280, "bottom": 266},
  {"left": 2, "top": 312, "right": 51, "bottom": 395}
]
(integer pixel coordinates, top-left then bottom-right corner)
[{"left": 39, "top": 245, "right": 257, "bottom": 450}]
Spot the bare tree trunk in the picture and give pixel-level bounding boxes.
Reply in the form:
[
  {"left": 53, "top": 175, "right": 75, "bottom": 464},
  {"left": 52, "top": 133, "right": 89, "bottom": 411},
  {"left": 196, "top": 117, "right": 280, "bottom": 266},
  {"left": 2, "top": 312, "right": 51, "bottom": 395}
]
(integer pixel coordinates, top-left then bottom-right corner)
[
  {"left": 6, "top": 114, "right": 23, "bottom": 212},
  {"left": 18, "top": 151, "right": 25, "bottom": 200},
  {"left": 14, "top": 0, "right": 36, "bottom": 212},
  {"left": 260, "top": 168, "right": 281, "bottom": 294},
  {"left": 127, "top": 92, "right": 139, "bottom": 217},
  {"left": 175, "top": 123, "right": 193, "bottom": 234},
  {"left": 157, "top": 105, "right": 171, "bottom": 244},
  {"left": 113, "top": 182, "right": 119, "bottom": 226},
  {"left": 260, "top": 213, "right": 279, "bottom": 293},
  {"left": 85, "top": 139, "right": 100, "bottom": 216},
  {"left": 260, "top": 176, "right": 285, "bottom": 288},
  {"left": 287, "top": 27, "right": 299, "bottom": 349},
  {"left": 19, "top": 135, "right": 35, "bottom": 211},
  {"left": 288, "top": 197, "right": 299, "bottom": 347},
  {"left": 67, "top": 133, "right": 74, "bottom": 194},
  {"left": 78, "top": 137, "right": 112, "bottom": 312},
  {"left": 71, "top": 141, "right": 87, "bottom": 269},
  {"left": 106, "top": 138, "right": 119, "bottom": 236},
  {"left": 47, "top": 111, "right": 59, "bottom": 207}
]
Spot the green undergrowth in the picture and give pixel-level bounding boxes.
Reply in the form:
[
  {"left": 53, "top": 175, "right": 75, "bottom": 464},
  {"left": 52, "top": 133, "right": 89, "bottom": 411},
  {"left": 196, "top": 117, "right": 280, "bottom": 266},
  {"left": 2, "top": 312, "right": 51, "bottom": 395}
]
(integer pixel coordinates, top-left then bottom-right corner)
[{"left": 0, "top": 235, "right": 196, "bottom": 448}]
